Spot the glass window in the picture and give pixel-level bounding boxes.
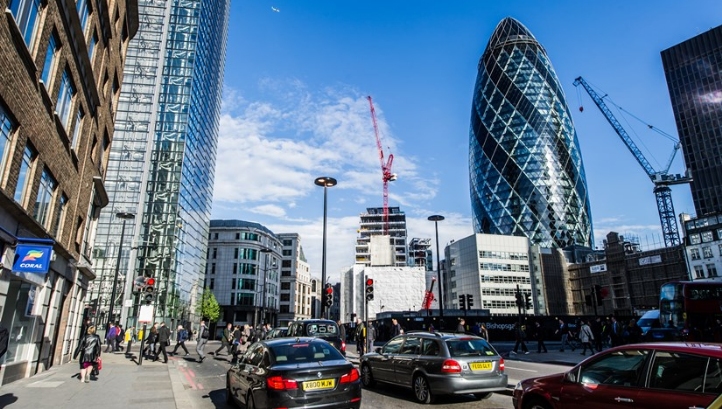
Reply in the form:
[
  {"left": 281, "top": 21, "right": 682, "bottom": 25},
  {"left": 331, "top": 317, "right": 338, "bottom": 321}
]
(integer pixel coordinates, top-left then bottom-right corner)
[
  {"left": 88, "top": 30, "right": 97, "bottom": 61},
  {"left": 9, "top": 0, "right": 42, "bottom": 47},
  {"left": 690, "top": 234, "right": 702, "bottom": 245},
  {"left": 707, "top": 265, "right": 718, "bottom": 278},
  {"left": 0, "top": 280, "right": 38, "bottom": 365},
  {"left": 578, "top": 349, "right": 648, "bottom": 387},
  {"left": 52, "top": 193, "right": 67, "bottom": 237},
  {"left": 690, "top": 248, "right": 701, "bottom": 260},
  {"left": 270, "top": 341, "right": 343, "bottom": 364},
  {"left": 0, "top": 105, "right": 15, "bottom": 182},
  {"left": 41, "top": 32, "right": 60, "bottom": 86},
  {"left": 703, "top": 247, "right": 713, "bottom": 259},
  {"left": 704, "top": 359, "right": 722, "bottom": 394},
  {"left": 421, "top": 339, "right": 441, "bottom": 356},
  {"left": 702, "top": 231, "right": 714, "bottom": 243},
  {"left": 71, "top": 108, "right": 84, "bottom": 149},
  {"left": 76, "top": 0, "right": 90, "bottom": 34},
  {"left": 383, "top": 337, "right": 404, "bottom": 354},
  {"left": 14, "top": 145, "right": 35, "bottom": 203},
  {"left": 695, "top": 265, "right": 705, "bottom": 279},
  {"left": 33, "top": 168, "right": 57, "bottom": 228},
  {"left": 57, "top": 70, "right": 76, "bottom": 129},
  {"left": 649, "top": 351, "right": 707, "bottom": 392},
  {"left": 400, "top": 337, "right": 421, "bottom": 355},
  {"left": 717, "top": 229, "right": 722, "bottom": 240},
  {"left": 445, "top": 338, "right": 497, "bottom": 357}
]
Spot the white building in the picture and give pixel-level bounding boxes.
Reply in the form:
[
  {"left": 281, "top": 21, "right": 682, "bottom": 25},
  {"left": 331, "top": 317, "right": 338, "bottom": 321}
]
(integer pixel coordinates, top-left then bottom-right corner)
[
  {"left": 444, "top": 234, "right": 533, "bottom": 316},
  {"left": 356, "top": 207, "right": 408, "bottom": 267},
  {"left": 277, "top": 233, "right": 313, "bottom": 326},
  {"left": 681, "top": 212, "right": 722, "bottom": 280}
]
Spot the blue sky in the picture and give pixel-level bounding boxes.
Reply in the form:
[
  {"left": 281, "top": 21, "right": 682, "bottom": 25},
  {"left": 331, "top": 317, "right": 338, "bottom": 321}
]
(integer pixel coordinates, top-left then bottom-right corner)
[{"left": 212, "top": 1, "right": 722, "bottom": 282}]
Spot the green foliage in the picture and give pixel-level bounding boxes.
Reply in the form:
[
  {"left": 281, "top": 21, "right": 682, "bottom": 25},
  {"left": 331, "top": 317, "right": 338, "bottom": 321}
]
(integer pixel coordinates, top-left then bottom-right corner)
[{"left": 197, "top": 288, "right": 220, "bottom": 322}]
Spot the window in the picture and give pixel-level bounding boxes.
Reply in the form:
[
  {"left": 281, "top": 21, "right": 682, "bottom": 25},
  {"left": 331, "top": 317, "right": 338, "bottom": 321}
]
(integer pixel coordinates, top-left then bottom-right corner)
[
  {"left": 9, "top": 0, "right": 41, "bottom": 47},
  {"left": 577, "top": 349, "right": 648, "bottom": 387},
  {"left": 57, "top": 69, "right": 76, "bottom": 129},
  {"left": 234, "top": 248, "right": 238, "bottom": 259},
  {"left": 71, "top": 108, "right": 84, "bottom": 149},
  {"left": 649, "top": 351, "right": 708, "bottom": 392},
  {"left": 212, "top": 248, "right": 217, "bottom": 259},
  {"left": 422, "top": 339, "right": 440, "bottom": 356},
  {"left": 694, "top": 265, "right": 705, "bottom": 279},
  {"left": 282, "top": 260, "right": 291, "bottom": 268},
  {"left": 690, "top": 234, "right": 701, "bottom": 245},
  {"left": 41, "top": 32, "right": 60, "bottom": 87},
  {"left": 88, "top": 30, "right": 97, "bottom": 61},
  {"left": 210, "top": 263, "right": 215, "bottom": 274},
  {"left": 281, "top": 282, "right": 291, "bottom": 290},
  {"left": 240, "top": 279, "right": 254, "bottom": 290},
  {"left": 76, "top": 0, "right": 90, "bottom": 34},
  {"left": 14, "top": 145, "right": 36, "bottom": 203},
  {"left": 400, "top": 337, "right": 421, "bottom": 355},
  {"left": 0, "top": 105, "right": 16, "bottom": 181},
  {"left": 209, "top": 278, "right": 214, "bottom": 290},
  {"left": 702, "top": 231, "right": 714, "bottom": 243},
  {"left": 703, "top": 247, "right": 713, "bottom": 259},
  {"left": 282, "top": 249, "right": 292, "bottom": 256},
  {"left": 690, "top": 248, "right": 701, "bottom": 260},
  {"left": 33, "top": 168, "right": 57, "bottom": 228},
  {"left": 52, "top": 193, "right": 67, "bottom": 237},
  {"left": 382, "top": 337, "right": 404, "bottom": 354},
  {"left": 707, "top": 264, "right": 718, "bottom": 278},
  {"left": 232, "top": 263, "right": 237, "bottom": 275}
]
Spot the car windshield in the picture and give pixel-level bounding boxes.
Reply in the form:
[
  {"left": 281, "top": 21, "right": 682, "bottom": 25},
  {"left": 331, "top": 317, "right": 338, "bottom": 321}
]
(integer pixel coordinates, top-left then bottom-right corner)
[
  {"left": 270, "top": 342, "right": 344, "bottom": 364},
  {"left": 637, "top": 318, "right": 658, "bottom": 328},
  {"left": 445, "top": 338, "right": 496, "bottom": 357},
  {"left": 306, "top": 323, "right": 338, "bottom": 336}
]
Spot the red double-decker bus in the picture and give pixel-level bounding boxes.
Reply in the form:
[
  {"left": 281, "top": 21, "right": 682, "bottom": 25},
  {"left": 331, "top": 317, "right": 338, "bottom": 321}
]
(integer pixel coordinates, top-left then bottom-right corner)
[{"left": 659, "top": 280, "right": 722, "bottom": 341}]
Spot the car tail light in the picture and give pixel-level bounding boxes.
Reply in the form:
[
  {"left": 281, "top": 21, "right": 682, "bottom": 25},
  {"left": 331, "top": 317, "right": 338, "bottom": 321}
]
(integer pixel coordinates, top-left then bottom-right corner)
[
  {"left": 267, "top": 375, "right": 299, "bottom": 390},
  {"left": 441, "top": 359, "right": 462, "bottom": 373},
  {"left": 341, "top": 340, "right": 346, "bottom": 353},
  {"left": 340, "top": 368, "right": 359, "bottom": 384},
  {"left": 499, "top": 357, "right": 505, "bottom": 372}
]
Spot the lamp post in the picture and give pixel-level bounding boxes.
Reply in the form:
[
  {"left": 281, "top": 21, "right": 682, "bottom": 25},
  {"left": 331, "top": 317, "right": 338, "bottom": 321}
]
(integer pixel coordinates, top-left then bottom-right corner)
[
  {"left": 428, "top": 215, "right": 445, "bottom": 317},
  {"left": 259, "top": 247, "right": 273, "bottom": 326},
  {"left": 314, "top": 176, "right": 337, "bottom": 319},
  {"left": 108, "top": 212, "right": 135, "bottom": 330}
]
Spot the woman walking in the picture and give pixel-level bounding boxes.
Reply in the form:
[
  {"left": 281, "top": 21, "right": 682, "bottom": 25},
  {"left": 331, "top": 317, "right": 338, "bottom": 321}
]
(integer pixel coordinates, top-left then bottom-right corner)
[
  {"left": 579, "top": 319, "right": 595, "bottom": 356},
  {"left": 74, "top": 325, "right": 101, "bottom": 383}
]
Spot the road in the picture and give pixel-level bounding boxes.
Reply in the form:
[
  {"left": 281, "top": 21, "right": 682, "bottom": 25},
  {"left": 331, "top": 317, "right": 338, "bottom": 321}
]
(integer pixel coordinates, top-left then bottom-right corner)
[{"left": 172, "top": 348, "right": 573, "bottom": 408}]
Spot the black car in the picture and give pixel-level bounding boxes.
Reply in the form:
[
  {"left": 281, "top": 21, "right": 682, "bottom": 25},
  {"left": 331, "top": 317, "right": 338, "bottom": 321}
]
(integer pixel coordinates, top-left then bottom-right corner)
[
  {"left": 266, "top": 327, "right": 289, "bottom": 339},
  {"left": 286, "top": 319, "right": 346, "bottom": 356},
  {"left": 360, "top": 331, "right": 507, "bottom": 404},
  {"left": 226, "top": 337, "right": 361, "bottom": 409}
]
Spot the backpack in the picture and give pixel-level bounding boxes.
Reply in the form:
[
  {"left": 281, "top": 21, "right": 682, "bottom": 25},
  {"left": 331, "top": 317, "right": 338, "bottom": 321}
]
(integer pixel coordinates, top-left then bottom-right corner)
[
  {"left": 179, "top": 329, "right": 188, "bottom": 341},
  {"left": 201, "top": 327, "right": 209, "bottom": 339}
]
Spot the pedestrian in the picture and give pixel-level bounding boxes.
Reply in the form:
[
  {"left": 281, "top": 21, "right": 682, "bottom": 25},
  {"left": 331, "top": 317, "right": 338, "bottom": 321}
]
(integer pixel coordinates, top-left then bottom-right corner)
[
  {"left": 337, "top": 320, "right": 346, "bottom": 343},
  {"left": 143, "top": 323, "right": 158, "bottom": 359},
  {"left": 457, "top": 318, "right": 466, "bottom": 333},
  {"left": 610, "top": 317, "right": 622, "bottom": 347},
  {"left": 171, "top": 325, "right": 190, "bottom": 356},
  {"left": 592, "top": 317, "right": 604, "bottom": 352},
  {"left": 214, "top": 323, "right": 233, "bottom": 356},
  {"left": 367, "top": 321, "right": 376, "bottom": 352},
  {"left": 155, "top": 322, "right": 171, "bottom": 363},
  {"left": 74, "top": 325, "right": 101, "bottom": 383},
  {"left": 354, "top": 318, "right": 366, "bottom": 356},
  {"left": 534, "top": 321, "right": 547, "bottom": 353},
  {"left": 115, "top": 324, "right": 124, "bottom": 352},
  {"left": 125, "top": 326, "right": 136, "bottom": 355},
  {"left": 197, "top": 320, "right": 209, "bottom": 362},
  {"left": 104, "top": 323, "right": 117, "bottom": 353},
  {"left": 230, "top": 325, "right": 242, "bottom": 357},
  {"left": 471, "top": 322, "right": 481, "bottom": 336},
  {"left": 428, "top": 323, "right": 435, "bottom": 333},
  {"left": 626, "top": 319, "right": 642, "bottom": 344},
  {"left": 232, "top": 325, "right": 250, "bottom": 364},
  {"left": 511, "top": 322, "right": 529, "bottom": 354},
  {"left": 391, "top": 318, "right": 402, "bottom": 338},
  {"left": 579, "top": 319, "right": 595, "bottom": 356},
  {"left": 555, "top": 319, "right": 575, "bottom": 352},
  {"left": 480, "top": 323, "right": 489, "bottom": 342}
]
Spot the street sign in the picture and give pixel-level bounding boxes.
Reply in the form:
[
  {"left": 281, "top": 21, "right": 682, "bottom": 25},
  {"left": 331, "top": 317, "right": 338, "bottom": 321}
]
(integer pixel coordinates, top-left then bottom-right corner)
[
  {"left": 138, "top": 305, "right": 154, "bottom": 323},
  {"left": 124, "top": 299, "right": 133, "bottom": 307}
]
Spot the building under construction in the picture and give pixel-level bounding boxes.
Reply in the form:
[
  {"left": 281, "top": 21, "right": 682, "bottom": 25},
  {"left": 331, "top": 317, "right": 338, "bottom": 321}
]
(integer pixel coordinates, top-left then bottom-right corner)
[
  {"left": 408, "top": 238, "right": 432, "bottom": 270},
  {"left": 356, "top": 207, "right": 407, "bottom": 267}
]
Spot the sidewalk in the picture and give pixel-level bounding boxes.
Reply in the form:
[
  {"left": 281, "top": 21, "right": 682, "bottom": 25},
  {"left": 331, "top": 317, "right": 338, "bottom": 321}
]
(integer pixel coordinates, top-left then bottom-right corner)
[
  {"left": 0, "top": 341, "right": 213, "bottom": 409},
  {"left": 493, "top": 341, "right": 591, "bottom": 366}
]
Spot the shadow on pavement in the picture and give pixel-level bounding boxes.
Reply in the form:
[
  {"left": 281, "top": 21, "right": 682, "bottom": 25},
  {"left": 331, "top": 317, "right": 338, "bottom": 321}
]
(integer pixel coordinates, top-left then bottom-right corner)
[
  {"left": 205, "top": 388, "right": 233, "bottom": 408},
  {"left": 0, "top": 393, "right": 18, "bottom": 407},
  {"left": 363, "top": 382, "right": 482, "bottom": 405}
]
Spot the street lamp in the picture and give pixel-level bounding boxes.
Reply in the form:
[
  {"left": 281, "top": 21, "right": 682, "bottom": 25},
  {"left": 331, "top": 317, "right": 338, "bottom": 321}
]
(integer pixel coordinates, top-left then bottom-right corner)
[
  {"left": 428, "top": 215, "right": 445, "bottom": 317},
  {"left": 314, "top": 176, "right": 337, "bottom": 319},
  {"left": 108, "top": 212, "right": 135, "bottom": 330},
  {"left": 259, "top": 247, "right": 273, "bottom": 326}
]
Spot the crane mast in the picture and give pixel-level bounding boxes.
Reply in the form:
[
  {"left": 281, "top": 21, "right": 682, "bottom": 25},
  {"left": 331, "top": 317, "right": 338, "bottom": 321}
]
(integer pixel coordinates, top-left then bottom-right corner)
[
  {"left": 367, "top": 96, "right": 396, "bottom": 235},
  {"left": 573, "top": 76, "right": 691, "bottom": 247}
]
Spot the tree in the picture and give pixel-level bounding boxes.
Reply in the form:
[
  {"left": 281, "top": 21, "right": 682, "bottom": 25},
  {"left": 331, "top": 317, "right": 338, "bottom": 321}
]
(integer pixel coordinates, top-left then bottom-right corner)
[{"left": 196, "top": 288, "right": 220, "bottom": 322}]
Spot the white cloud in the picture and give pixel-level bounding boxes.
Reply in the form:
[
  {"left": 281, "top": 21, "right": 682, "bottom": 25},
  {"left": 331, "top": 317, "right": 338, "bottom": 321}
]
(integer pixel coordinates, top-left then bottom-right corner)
[{"left": 249, "top": 204, "right": 287, "bottom": 218}]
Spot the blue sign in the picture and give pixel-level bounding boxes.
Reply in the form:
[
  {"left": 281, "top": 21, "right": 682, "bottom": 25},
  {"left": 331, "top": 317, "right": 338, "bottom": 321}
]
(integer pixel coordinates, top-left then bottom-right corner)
[{"left": 13, "top": 244, "right": 53, "bottom": 274}]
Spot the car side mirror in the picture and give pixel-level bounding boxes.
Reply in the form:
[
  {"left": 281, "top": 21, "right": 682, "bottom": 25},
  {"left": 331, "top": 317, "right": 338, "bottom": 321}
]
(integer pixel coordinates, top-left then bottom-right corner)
[
  {"left": 564, "top": 371, "right": 577, "bottom": 383},
  {"left": 375, "top": 347, "right": 382, "bottom": 354}
]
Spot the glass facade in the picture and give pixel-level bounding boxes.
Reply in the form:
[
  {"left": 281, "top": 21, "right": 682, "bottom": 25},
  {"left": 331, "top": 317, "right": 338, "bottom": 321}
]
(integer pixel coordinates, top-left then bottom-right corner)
[
  {"left": 662, "top": 25, "right": 722, "bottom": 216},
  {"left": 91, "top": 0, "right": 229, "bottom": 328},
  {"left": 469, "top": 18, "right": 593, "bottom": 248}
]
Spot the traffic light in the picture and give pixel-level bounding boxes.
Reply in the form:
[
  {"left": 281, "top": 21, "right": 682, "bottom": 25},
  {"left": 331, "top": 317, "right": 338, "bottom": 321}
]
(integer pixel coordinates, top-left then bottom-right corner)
[
  {"left": 325, "top": 285, "right": 334, "bottom": 307},
  {"left": 585, "top": 294, "right": 593, "bottom": 307},
  {"left": 459, "top": 294, "right": 466, "bottom": 310},
  {"left": 365, "top": 278, "right": 374, "bottom": 301},
  {"left": 466, "top": 294, "right": 474, "bottom": 308},
  {"left": 143, "top": 277, "right": 155, "bottom": 304},
  {"left": 524, "top": 293, "right": 532, "bottom": 310},
  {"left": 594, "top": 285, "right": 603, "bottom": 306},
  {"left": 515, "top": 291, "right": 523, "bottom": 307}
]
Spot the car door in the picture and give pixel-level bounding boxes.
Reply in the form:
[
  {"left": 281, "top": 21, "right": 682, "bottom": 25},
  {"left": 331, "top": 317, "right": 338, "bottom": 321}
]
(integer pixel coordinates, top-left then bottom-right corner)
[
  {"left": 393, "top": 336, "right": 421, "bottom": 387},
  {"left": 634, "top": 351, "right": 718, "bottom": 409},
  {"left": 560, "top": 348, "right": 648, "bottom": 409},
  {"left": 374, "top": 337, "right": 404, "bottom": 383},
  {"left": 237, "top": 344, "right": 265, "bottom": 407}
]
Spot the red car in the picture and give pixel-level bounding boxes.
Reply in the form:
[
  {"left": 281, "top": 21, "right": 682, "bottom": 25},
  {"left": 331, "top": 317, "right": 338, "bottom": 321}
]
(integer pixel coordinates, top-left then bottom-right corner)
[{"left": 513, "top": 342, "right": 722, "bottom": 409}]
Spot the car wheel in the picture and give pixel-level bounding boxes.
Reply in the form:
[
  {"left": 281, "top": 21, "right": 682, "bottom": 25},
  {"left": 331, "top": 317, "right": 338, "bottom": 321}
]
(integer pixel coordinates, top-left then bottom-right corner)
[
  {"left": 473, "top": 392, "right": 492, "bottom": 400},
  {"left": 361, "top": 364, "right": 376, "bottom": 387},
  {"left": 412, "top": 374, "right": 433, "bottom": 404},
  {"left": 523, "top": 397, "right": 552, "bottom": 409}
]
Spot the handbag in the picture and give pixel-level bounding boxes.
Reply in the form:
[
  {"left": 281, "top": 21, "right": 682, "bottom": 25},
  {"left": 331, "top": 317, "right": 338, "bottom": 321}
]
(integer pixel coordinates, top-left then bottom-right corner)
[{"left": 96, "top": 357, "right": 103, "bottom": 371}]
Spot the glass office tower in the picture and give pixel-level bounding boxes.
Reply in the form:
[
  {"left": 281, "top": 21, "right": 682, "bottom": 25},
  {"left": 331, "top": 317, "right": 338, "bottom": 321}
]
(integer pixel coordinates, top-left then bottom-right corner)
[
  {"left": 90, "top": 0, "right": 230, "bottom": 328},
  {"left": 662, "top": 25, "right": 722, "bottom": 216},
  {"left": 469, "top": 18, "right": 593, "bottom": 248}
]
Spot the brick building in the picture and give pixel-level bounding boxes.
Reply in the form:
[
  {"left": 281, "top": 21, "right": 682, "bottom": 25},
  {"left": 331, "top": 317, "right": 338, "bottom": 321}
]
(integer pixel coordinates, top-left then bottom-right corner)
[{"left": 0, "top": 0, "right": 137, "bottom": 385}]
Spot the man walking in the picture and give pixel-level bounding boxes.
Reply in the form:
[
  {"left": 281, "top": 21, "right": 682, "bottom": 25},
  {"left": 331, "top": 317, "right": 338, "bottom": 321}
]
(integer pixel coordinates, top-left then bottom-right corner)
[
  {"left": 511, "top": 322, "right": 529, "bottom": 354},
  {"left": 456, "top": 319, "right": 466, "bottom": 333},
  {"left": 579, "top": 319, "right": 595, "bottom": 356},
  {"left": 197, "top": 320, "right": 209, "bottom": 362},
  {"left": 337, "top": 320, "right": 346, "bottom": 343},
  {"left": 155, "top": 322, "right": 171, "bottom": 363},
  {"left": 391, "top": 318, "right": 402, "bottom": 337},
  {"left": 534, "top": 321, "right": 547, "bottom": 353},
  {"left": 104, "top": 323, "right": 117, "bottom": 353},
  {"left": 171, "top": 325, "right": 190, "bottom": 356},
  {"left": 555, "top": 319, "right": 575, "bottom": 352},
  {"left": 354, "top": 318, "right": 366, "bottom": 356},
  {"left": 214, "top": 323, "right": 233, "bottom": 356}
]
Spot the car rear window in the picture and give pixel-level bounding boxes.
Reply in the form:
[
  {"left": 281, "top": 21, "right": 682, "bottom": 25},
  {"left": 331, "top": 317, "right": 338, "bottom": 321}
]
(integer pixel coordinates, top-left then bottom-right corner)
[
  {"left": 445, "top": 338, "right": 497, "bottom": 357},
  {"left": 270, "top": 342, "right": 344, "bottom": 364},
  {"left": 306, "top": 323, "right": 338, "bottom": 336}
]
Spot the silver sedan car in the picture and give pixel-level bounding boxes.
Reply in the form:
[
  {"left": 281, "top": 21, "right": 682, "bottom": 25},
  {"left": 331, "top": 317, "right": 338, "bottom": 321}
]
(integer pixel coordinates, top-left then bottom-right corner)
[{"left": 359, "top": 331, "right": 507, "bottom": 403}]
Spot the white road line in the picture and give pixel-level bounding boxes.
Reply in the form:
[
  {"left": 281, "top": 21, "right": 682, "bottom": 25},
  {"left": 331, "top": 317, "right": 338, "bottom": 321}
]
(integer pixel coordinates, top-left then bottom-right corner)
[{"left": 504, "top": 366, "right": 538, "bottom": 372}]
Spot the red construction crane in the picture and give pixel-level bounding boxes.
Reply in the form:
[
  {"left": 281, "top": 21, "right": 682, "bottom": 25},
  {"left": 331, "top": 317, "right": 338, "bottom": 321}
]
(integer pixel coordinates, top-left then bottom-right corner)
[
  {"left": 422, "top": 277, "right": 436, "bottom": 312},
  {"left": 367, "top": 96, "right": 397, "bottom": 235}
]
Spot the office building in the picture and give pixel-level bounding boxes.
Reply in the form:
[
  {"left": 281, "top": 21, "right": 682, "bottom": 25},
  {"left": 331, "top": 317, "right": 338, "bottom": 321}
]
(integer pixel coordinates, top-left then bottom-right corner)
[
  {"left": 469, "top": 17, "right": 593, "bottom": 248},
  {"left": 207, "top": 220, "right": 281, "bottom": 327},
  {"left": 0, "top": 0, "right": 138, "bottom": 384},
  {"left": 662, "top": 25, "right": 722, "bottom": 216},
  {"left": 277, "top": 233, "right": 313, "bottom": 326},
  {"left": 356, "top": 207, "right": 407, "bottom": 267},
  {"left": 680, "top": 212, "right": 722, "bottom": 281},
  {"left": 90, "top": 0, "right": 230, "bottom": 329}
]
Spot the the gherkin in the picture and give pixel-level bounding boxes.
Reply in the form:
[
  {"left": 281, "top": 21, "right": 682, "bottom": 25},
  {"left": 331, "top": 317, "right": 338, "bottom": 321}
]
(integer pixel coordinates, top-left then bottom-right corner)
[{"left": 469, "top": 17, "right": 593, "bottom": 248}]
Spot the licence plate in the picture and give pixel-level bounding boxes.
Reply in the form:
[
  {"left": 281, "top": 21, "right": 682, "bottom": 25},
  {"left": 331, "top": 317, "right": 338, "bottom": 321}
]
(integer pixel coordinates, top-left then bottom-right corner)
[
  {"left": 302, "top": 379, "right": 335, "bottom": 391},
  {"left": 469, "top": 361, "right": 493, "bottom": 371}
]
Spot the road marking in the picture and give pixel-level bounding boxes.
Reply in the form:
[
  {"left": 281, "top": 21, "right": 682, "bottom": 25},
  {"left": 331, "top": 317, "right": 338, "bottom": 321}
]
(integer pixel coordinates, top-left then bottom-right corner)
[{"left": 504, "top": 366, "right": 538, "bottom": 372}]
